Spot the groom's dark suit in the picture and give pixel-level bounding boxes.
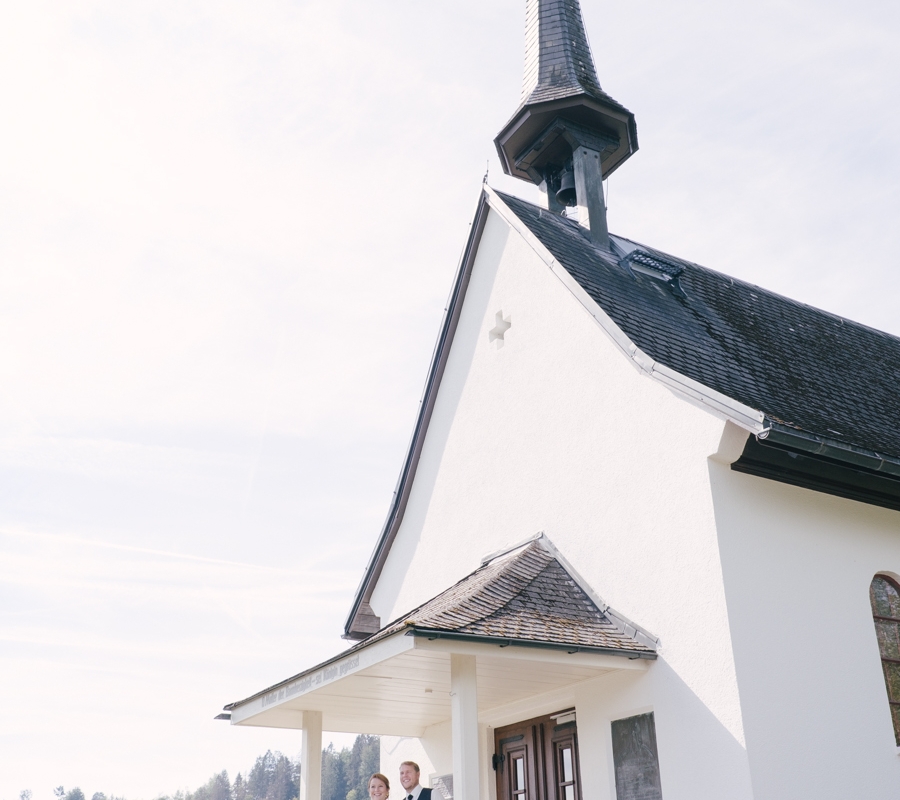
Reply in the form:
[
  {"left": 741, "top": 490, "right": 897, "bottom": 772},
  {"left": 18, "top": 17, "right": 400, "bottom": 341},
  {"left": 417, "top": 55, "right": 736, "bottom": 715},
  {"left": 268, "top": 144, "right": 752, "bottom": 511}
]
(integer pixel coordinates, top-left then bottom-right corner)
[{"left": 406, "top": 789, "right": 432, "bottom": 800}]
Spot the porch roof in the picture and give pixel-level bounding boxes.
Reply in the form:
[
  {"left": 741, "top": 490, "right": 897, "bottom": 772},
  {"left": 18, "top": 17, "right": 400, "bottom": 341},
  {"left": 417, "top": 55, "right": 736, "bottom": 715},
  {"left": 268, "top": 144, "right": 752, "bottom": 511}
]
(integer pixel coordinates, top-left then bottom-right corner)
[{"left": 223, "top": 538, "right": 656, "bottom": 735}]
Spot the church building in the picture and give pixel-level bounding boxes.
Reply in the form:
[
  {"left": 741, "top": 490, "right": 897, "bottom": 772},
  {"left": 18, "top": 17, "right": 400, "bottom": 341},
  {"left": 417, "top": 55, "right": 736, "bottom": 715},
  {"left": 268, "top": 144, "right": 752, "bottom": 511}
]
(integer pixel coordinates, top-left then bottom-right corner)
[{"left": 220, "top": 2, "right": 900, "bottom": 798}]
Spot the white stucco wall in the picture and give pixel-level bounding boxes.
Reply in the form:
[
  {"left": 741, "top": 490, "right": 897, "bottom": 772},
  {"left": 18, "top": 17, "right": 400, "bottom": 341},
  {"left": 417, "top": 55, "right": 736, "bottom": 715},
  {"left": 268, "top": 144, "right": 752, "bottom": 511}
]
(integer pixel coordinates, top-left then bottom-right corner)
[
  {"left": 367, "top": 207, "right": 755, "bottom": 798},
  {"left": 379, "top": 734, "right": 437, "bottom": 796},
  {"left": 381, "top": 721, "right": 474, "bottom": 799},
  {"left": 572, "top": 666, "right": 755, "bottom": 800},
  {"left": 712, "top": 465, "right": 900, "bottom": 798}
]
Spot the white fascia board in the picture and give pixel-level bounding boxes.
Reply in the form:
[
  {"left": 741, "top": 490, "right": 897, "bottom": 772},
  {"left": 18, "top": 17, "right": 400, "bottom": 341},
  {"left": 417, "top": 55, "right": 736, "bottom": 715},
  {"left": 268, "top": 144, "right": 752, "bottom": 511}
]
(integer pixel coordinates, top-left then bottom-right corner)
[
  {"left": 234, "top": 708, "right": 308, "bottom": 730},
  {"left": 230, "top": 632, "right": 415, "bottom": 725},
  {"left": 412, "top": 635, "right": 650, "bottom": 671},
  {"left": 484, "top": 187, "right": 766, "bottom": 436}
]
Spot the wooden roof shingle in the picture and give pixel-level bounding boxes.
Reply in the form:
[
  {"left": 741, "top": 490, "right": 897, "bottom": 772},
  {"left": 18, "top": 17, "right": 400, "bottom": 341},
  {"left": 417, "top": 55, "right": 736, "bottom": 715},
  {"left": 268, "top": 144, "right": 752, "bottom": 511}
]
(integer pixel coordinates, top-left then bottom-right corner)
[{"left": 370, "top": 539, "right": 656, "bottom": 656}]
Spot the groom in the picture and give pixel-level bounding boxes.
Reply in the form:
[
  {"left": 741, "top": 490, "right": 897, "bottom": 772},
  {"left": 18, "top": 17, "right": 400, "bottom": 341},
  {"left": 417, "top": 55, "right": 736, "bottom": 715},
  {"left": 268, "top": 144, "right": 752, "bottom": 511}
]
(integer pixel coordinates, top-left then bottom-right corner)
[{"left": 399, "top": 761, "right": 432, "bottom": 800}]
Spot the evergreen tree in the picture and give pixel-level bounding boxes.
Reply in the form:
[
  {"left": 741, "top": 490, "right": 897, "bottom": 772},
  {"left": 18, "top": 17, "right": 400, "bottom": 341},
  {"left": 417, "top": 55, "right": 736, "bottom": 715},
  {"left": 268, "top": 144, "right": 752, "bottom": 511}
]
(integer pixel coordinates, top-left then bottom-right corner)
[
  {"left": 247, "top": 751, "right": 277, "bottom": 800},
  {"left": 321, "top": 735, "right": 379, "bottom": 800},
  {"left": 247, "top": 750, "right": 299, "bottom": 800},
  {"left": 233, "top": 774, "right": 247, "bottom": 800},
  {"left": 321, "top": 743, "right": 347, "bottom": 800},
  {"left": 189, "top": 771, "right": 231, "bottom": 800},
  {"left": 354, "top": 735, "right": 380, "bottom": 799},
  {"left": 211, "top": 770, "right": 232, "bottom": 800},
  {"left": 268, "top": 756, "right": 299, "bottom": 800}
]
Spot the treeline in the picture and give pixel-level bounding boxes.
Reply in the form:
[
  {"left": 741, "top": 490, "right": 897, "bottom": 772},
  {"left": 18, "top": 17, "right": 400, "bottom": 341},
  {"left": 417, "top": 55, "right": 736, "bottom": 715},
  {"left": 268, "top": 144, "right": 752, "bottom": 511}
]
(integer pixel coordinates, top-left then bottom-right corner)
[
  {"left": 35, "top": 734, "right": 379, "bottom": 800},
  {"left": 160, "top": 750, "right": 299, "bottom": 800},
  {"left": 17, "top": 791, "right": 125, "bottom": 800},
  {"left": 321, "top": 735, "right": 380, "bottom": 800}
]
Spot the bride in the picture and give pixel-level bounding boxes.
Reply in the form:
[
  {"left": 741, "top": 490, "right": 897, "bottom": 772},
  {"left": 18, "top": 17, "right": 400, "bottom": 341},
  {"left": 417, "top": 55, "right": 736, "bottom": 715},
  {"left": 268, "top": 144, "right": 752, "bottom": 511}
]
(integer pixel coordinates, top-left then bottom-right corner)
[{"left": 368, "top": 773, "right": 391, "bottom": 800}]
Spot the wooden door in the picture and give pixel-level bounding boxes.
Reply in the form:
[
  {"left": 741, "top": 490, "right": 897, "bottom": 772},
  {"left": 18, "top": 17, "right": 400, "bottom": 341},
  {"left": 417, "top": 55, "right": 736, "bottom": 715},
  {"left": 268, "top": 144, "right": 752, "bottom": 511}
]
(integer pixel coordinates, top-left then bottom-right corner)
[
  {"left": 545, "top": 720, "right": 580, "bottom": 800},
  {"left": 494, "top": 712, "right": 582, "bottom": 800},
  {"left": 495, "top": 719, "right": 540, "bottom": 800}
]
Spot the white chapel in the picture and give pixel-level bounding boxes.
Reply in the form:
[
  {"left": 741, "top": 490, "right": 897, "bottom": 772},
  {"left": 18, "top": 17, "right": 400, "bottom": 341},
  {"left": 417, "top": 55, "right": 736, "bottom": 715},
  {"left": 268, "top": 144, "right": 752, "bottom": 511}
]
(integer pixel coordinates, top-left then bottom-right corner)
[{"left": 220, "top": 2, "right": 900, "bottom": 798}]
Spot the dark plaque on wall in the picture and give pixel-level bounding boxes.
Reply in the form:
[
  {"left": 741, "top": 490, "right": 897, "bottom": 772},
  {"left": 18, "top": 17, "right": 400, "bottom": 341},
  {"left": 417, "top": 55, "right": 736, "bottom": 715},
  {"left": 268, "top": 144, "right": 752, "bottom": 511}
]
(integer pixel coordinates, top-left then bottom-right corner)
[{"left": 610, "top": 712, "right": 663, "bottom": 800}]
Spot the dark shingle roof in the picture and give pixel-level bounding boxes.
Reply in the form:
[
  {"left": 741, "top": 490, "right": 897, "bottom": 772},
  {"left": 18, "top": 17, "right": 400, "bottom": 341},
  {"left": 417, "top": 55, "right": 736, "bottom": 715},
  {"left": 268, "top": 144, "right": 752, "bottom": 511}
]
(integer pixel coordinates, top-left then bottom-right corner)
[
  {"left": 371, "top": 539, "right": 654, "bottom": 655},
  {"left": 496, "top": 191, "right": 900, "bottom": 460}
]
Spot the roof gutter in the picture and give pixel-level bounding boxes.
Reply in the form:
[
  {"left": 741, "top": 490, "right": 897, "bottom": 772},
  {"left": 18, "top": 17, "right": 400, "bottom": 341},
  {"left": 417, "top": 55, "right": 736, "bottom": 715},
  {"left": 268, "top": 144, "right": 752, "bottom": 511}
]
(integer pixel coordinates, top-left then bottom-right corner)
[
  {"left": 408, "top": 628, "right": 657, "bottom": 660},
  {"left": 758, "top": 420, "right": 900, "bottom": 480}
]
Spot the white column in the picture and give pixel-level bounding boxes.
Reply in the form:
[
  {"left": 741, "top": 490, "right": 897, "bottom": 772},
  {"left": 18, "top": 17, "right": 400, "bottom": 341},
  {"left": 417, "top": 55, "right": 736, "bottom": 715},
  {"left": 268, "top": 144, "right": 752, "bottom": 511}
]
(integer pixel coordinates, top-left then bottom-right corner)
[
  {"left": 451, "top": 654, "right": 481, "bottom": 800},
  {"left": 300, "top": 710, "right": 323, "bottom": 800},
  {"left": 573, "top": 145, "right": 609, "bottom": 248}
]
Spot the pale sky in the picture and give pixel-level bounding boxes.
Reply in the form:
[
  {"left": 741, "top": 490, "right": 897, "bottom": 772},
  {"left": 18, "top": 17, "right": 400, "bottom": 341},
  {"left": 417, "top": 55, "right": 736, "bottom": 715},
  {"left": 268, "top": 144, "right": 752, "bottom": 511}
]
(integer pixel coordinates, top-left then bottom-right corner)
[{"left": 2, "top": 1, "right": 899, "bottom": 797}]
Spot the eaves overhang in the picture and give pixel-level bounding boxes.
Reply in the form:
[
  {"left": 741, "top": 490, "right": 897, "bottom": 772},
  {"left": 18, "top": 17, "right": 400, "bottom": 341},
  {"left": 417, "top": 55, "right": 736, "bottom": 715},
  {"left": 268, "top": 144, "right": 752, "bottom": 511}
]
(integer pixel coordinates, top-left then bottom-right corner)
[
  {"left": 760, "top": 420, "right": 900, "bottom": 480},
  {"left": 494, "top": 95, "right": 638, "bottom": 183},
  {"left": 224, "top": 627, "right": 652, "bottom": 736},
  {"left": 733, "top": 419, "right": 900, "bottom": 513}
]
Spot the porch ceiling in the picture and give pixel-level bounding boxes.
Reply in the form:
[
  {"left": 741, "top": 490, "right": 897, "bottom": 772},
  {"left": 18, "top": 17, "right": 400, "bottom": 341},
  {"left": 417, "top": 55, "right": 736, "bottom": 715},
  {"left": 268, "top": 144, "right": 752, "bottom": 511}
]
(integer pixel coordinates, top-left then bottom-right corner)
[{"left": 228, "top": 632, "right": 648, "bottom": 736}]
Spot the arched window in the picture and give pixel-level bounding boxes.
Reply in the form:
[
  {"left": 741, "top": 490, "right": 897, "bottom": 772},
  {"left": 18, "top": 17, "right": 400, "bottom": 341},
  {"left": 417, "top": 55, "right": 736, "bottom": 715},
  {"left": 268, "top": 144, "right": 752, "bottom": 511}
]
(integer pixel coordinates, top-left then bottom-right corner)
[{"left": 869, "top": 574, "right": 900, "bottom": 745}]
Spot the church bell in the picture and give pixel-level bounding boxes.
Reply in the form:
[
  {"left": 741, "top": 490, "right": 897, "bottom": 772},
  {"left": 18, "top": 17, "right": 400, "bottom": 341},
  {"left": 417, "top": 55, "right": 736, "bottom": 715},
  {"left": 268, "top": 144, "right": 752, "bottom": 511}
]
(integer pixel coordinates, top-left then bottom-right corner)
[{"left": 556, "top": 167, "right": 577, "bottom": 207}]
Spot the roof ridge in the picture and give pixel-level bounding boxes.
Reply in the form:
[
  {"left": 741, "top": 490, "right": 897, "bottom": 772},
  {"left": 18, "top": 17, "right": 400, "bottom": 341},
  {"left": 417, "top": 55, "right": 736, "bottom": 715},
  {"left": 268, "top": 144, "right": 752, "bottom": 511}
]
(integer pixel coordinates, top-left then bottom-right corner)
[
  {"left": 476, "top": 557, "right": 600, "bottom": 624},
  {"left": 414, "top": 541, "right": 552, "bottom": 629},
  {"left": 496, "top": 190, "right": 900, "bottom": 346}
]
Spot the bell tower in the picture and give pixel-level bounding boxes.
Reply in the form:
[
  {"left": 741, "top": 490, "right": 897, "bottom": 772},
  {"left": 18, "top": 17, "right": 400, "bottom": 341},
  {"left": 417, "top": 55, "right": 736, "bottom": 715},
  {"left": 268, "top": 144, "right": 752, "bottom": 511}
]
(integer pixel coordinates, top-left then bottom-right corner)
[{"left": 494, "top": 0, "right": 637, "bottom": 249}]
